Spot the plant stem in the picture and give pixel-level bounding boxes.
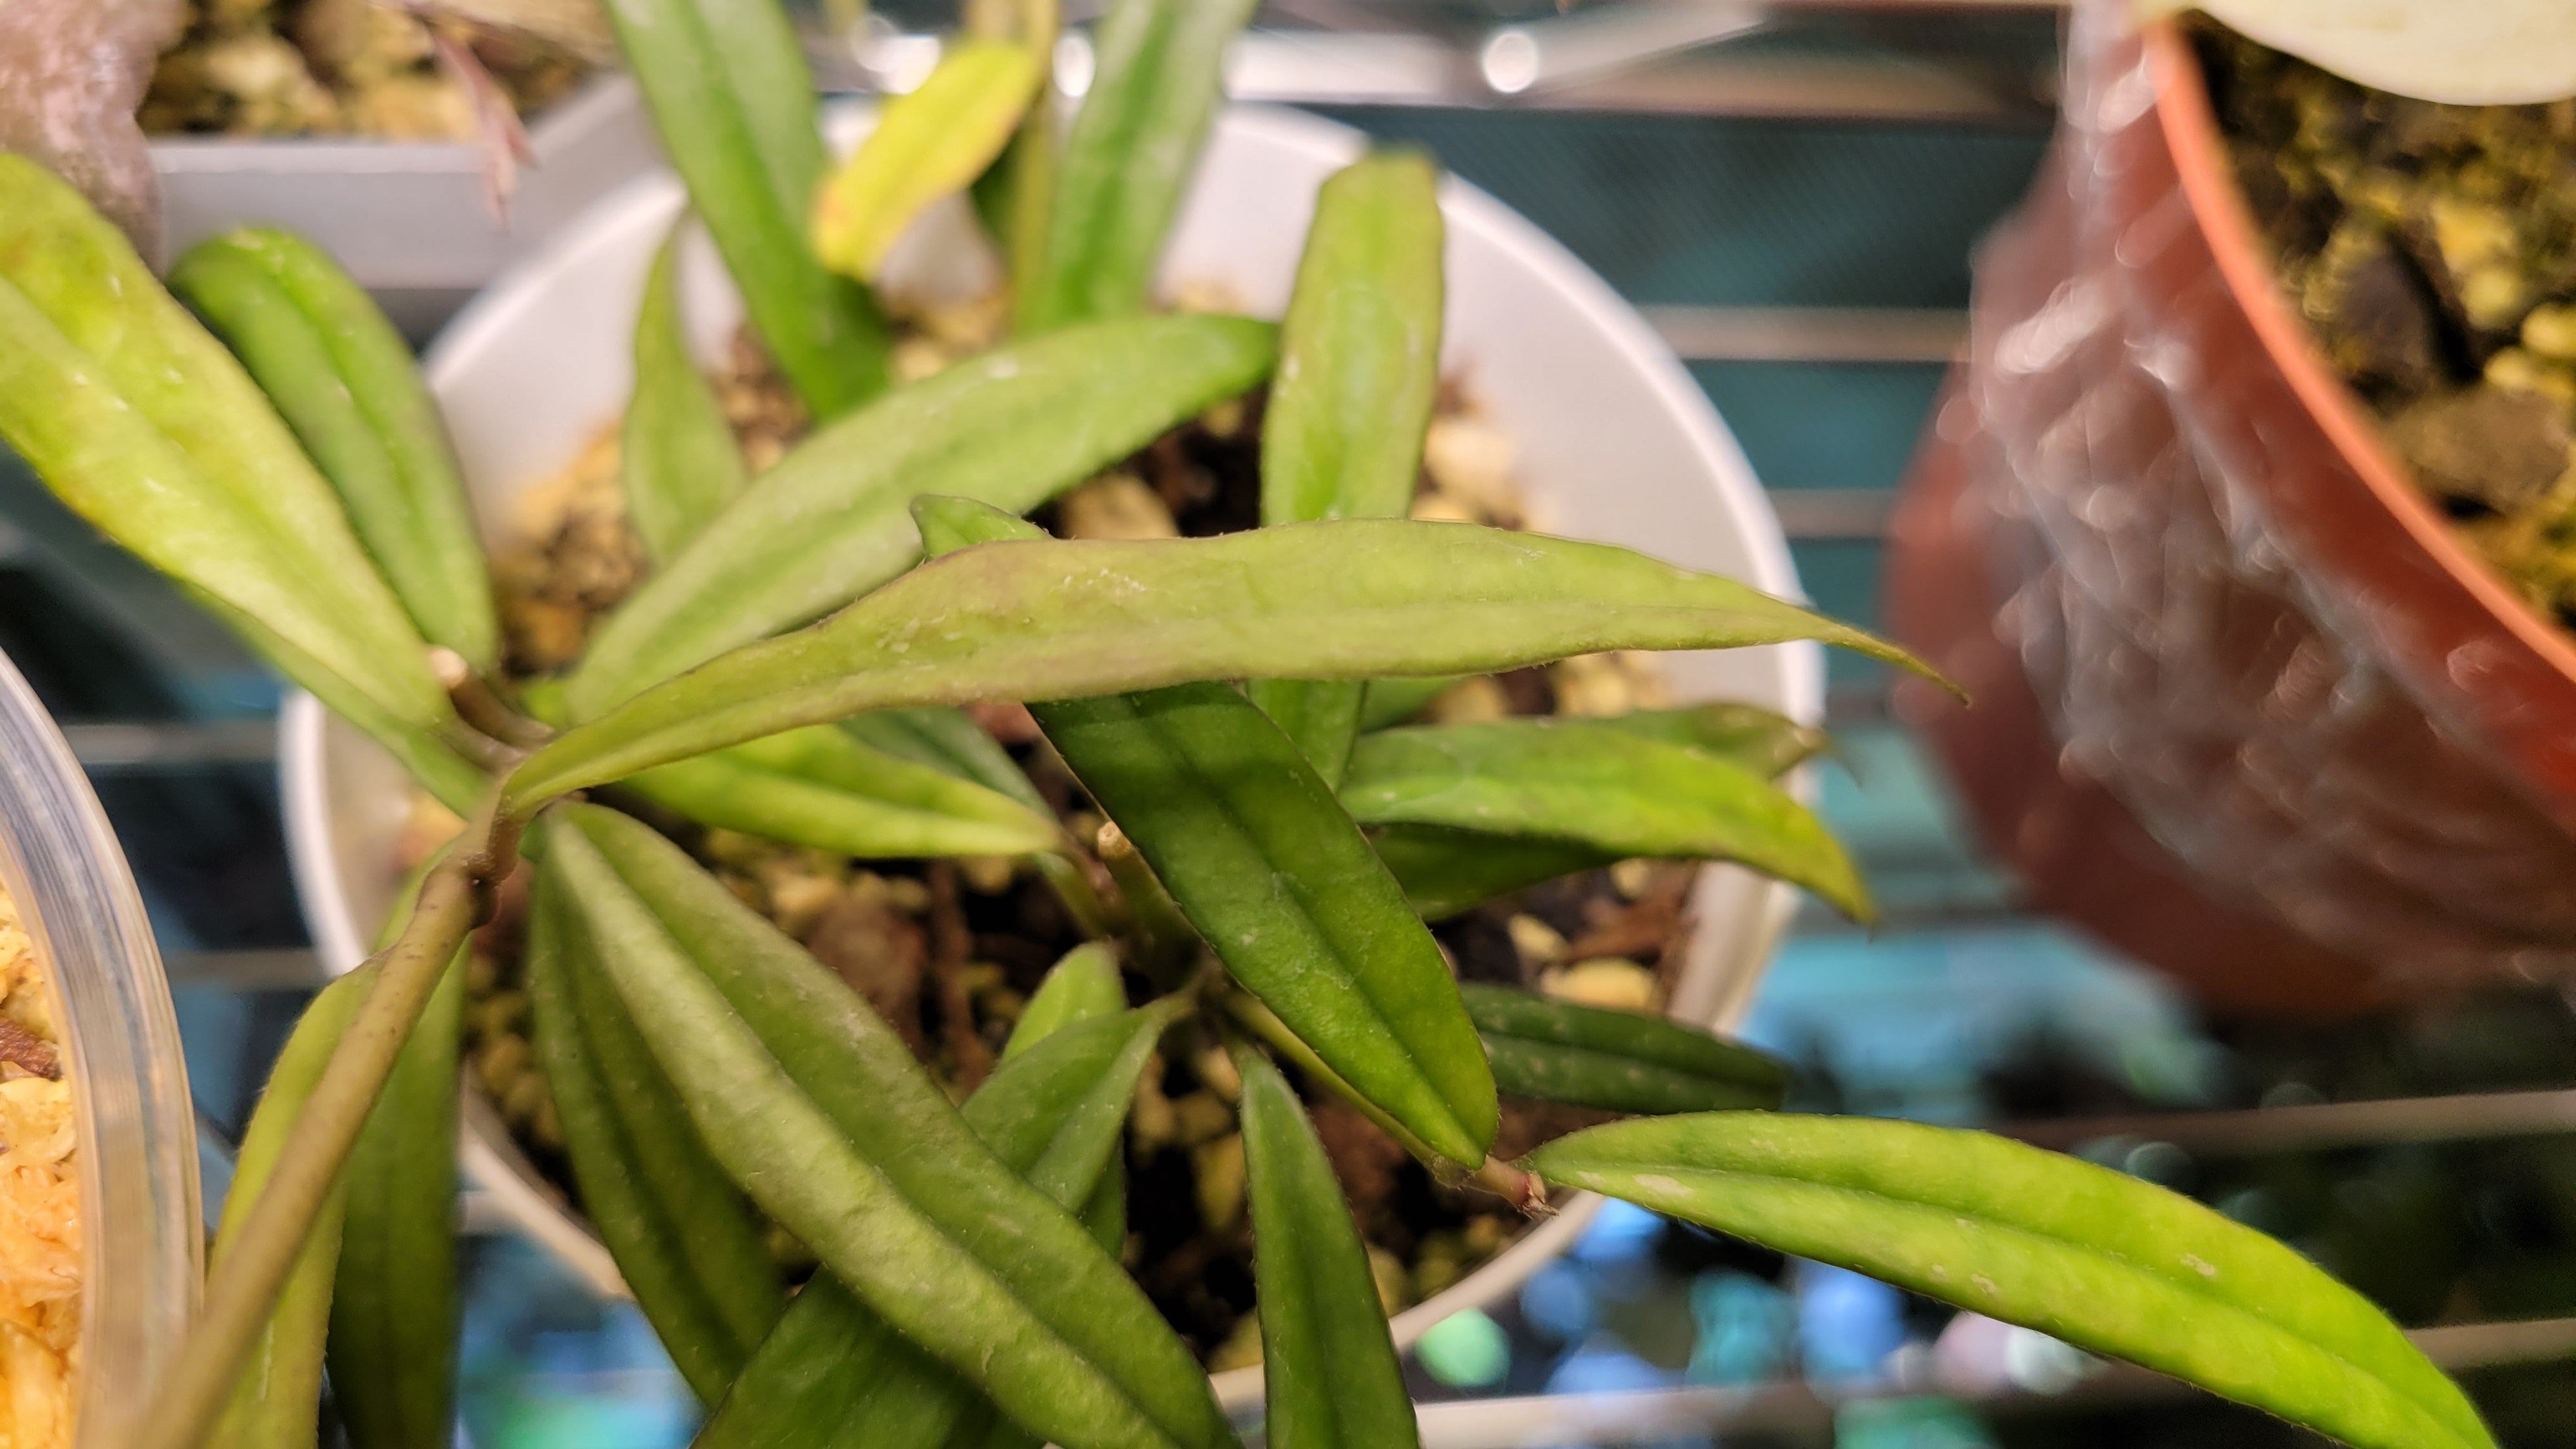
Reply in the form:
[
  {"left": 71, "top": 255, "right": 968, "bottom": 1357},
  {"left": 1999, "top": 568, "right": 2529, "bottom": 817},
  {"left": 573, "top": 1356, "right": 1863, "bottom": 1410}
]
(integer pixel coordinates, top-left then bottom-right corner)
[
  {"left": 1094, "top": 820, "right": 1195, "bottom": 987},
  {"left": 1221, "top": 990, "right": 1545, "bottom": 1215},
  {"left": 138, "top": 794, "right": 518, "bottom": 1449}
]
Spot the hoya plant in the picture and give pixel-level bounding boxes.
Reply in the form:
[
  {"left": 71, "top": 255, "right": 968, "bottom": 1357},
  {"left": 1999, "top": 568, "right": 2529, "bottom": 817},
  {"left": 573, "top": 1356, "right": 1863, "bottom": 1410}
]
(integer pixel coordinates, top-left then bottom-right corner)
[{"left": 0, "top": 0, "right": 2497, "bottom": 1447}]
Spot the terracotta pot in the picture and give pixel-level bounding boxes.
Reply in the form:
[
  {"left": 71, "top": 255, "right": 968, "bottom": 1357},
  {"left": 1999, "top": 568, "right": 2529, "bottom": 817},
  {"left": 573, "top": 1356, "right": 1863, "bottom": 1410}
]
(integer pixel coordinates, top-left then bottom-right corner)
[{"left": 1887, "top": 7, "right": 2576, "bottom": 1015}]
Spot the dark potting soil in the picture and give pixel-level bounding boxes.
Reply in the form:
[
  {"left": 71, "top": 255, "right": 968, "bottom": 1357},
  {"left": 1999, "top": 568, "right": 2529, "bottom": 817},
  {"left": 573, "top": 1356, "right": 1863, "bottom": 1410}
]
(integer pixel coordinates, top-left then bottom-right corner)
[{"left": 2197, "top": 20, "right": 2576, "bottom": 631}]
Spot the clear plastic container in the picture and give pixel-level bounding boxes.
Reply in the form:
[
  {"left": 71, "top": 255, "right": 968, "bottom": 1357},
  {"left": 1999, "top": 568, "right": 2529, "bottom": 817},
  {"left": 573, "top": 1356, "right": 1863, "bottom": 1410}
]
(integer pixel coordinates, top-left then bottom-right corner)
[{"left": 0, "top": 648, "right": 199, "bottom": 1445}]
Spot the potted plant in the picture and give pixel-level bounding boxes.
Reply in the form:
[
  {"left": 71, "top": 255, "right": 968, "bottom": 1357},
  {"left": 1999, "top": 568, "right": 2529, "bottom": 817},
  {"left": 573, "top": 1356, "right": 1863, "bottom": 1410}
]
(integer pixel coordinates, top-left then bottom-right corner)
[
  {"left": 0, "top": 0, "right": 2501, "bottom": 1446},
  {"left": 1888, "top": 0, "right": 2576, "bottom": 1016},
  {"left": 280, "top": 10, "right": 1821, "bottom": 1387}
]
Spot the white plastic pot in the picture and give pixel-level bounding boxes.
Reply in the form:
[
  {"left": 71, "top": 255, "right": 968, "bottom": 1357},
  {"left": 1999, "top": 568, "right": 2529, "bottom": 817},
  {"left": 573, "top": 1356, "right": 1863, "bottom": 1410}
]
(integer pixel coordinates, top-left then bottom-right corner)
[{"left": 280, "top": 104, "right": 1816, "bottom": 1407}]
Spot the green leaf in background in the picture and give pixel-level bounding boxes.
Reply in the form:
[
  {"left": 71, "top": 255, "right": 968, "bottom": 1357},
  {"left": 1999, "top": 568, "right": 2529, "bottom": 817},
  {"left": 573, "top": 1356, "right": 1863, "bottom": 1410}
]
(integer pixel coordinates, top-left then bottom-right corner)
[
  {"left": 1005, "top": 943, "right": 1129, "bottom": 1061},
  {"left": 696, "top": 997, "right": 1172, "bottom": 1449},
  {"left": 169, "top": 226, "right": 500, "bottom": 675},
  {"left": 0, "top": 157, "right": 460, "bottom": 759},
  {"left": 1355, "top": 677, "right": 1460, "bottom": 733},
  {"left": 547, "top": 805, "right": 1232, "bottom": 1449},
  {"left": 624, "top": 224, "right": 750, "bottom": 564},
  {"left": 601, "top": 0, "right": 890, "bottom": 417},
  {"left": 1526, "top": 1114, "right": 2497, "bottom": 1449},
  {"left": 526, "top": 865, "right": 784, "bottom": 1403},
  {"left": 1457, "top": 983, "right": 1784, "bottom": 1116},
  {"left": 965, "top": 0, "right": 1062, "bottom": 313},
  {"left": 327, "top": 953, "right": 464, "bottom": 1449},
  {"left": 1234, "top": 1045, "right": 1421, "bottom": 1449},
  {"left": 917, "top": 500, "right": 1498, "bottom": 1168},
  {"left": 1340, "top": 721, "right": 1871, "bottom": 921},
  {"left": 564, "top": 313, "right": 1277, "bottom": 717},
  {"left": 813, "top": 40, "right": 1046, "bottom": 279},
  {"left": 1020, "top": 0, "right": 1259, "bottom": 331},
  {"left": 510, "top": 505, "right": 1938, "bottom": 815},
  {"left": 1370, "top": 826, "right": 1611, "bottom": 922},
  {"left": 1248, "top": 151, "right": 1446, "bottom": 789},
  {"left": 206, "top": 967, "right": 369, "bottom": 1449},
  {"left": 615, "top": 722, "right": 1059, "bottom": 860},
  {"left": 1582, "top": 702, "right": 1829, "bottom": 779}
]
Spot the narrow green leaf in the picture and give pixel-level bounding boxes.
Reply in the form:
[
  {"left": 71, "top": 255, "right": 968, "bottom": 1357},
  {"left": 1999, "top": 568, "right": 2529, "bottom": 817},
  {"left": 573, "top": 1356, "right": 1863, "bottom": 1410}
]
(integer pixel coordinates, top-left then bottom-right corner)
[
  {"left": 549, "top": 805, "right": 1232, "bottom": 1449},
  {"left": 526, "top": 866, "right": 783, "bottom": 1403},
  {"left": 1458, "top": 983, "right": 1784, "bottom": 1116},
  {"left": 510, "top": 506, "right": 1937, "bottom": 814},
  {"left": 842, "top": 707, "right": 1047, "bottom": 811},
  {"left": 625, "top": 224, "right": 749, "bottom": 564},
  {"left": 1355, "top": 677, "right": 1458, "bottom": 733},
  {"left": 1369, "top": 825, "right": 1608, "bottom": 922},
  {"left": 327, "top": 953, "right": 464, "bottom": 1449},
  {"left": 1041, "top": 685, "right": 1497, "bottom": 1165},
  {"left": 1021, "top": 0, "right": 1259, "bottom": 331},
  {"left": 601, "top": 0, "right": 889, "bottom": 416},
  {"left": 169, "top": 227, "right": 500, "bottom": 674},
  {"left": 1526, "top": 1115, "right": 2497, "bottom": 1449},
  {"left": 1234, "top": 1045, "right": 1420, "bottom": 1449},
  {"left": 1583, "top": 703, "right": 1829, "bottom": 779},
  {"left": 812, "top": 41, "right": 1045, "bottom": 279},
  {"left": 564, "top": 314, "right": 1276, "bottom": 717},
  {"left": 696, "top": 1002, "right": 1172, "bottom": 1449},
  {"left": 1340, "top": 721, "right": 1871, "bottom": 921},
  {"left": 965, "top": 0, "right": 1061, "bottom": 319},
  {"left": 915, "top": 492, "right": 1494, "bottom": 1166},
  {"left": 0, "top": 156, "right": 457, "bottom": 746},
  {"left": 1006, "top": 943, "right": 1129, "bottom": 1060},
  {"left": 1248, "top": 151, "right": 1446, "bottom": 788},
  {"left": 208, "top": 970, "right": 369, "bottom": 1449},
  {"left": 617, "top": 723, "right": 1059, "bottom": 859}
]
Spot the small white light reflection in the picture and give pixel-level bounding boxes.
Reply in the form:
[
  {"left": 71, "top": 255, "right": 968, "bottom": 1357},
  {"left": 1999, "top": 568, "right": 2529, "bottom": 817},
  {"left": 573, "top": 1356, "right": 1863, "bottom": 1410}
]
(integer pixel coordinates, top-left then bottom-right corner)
[
  {"left": 1056, "top": 33, "right": 1096, "bottom": 98},
  {"left": 1478, "top": 27, "right": 1542, "bottom": 95}
]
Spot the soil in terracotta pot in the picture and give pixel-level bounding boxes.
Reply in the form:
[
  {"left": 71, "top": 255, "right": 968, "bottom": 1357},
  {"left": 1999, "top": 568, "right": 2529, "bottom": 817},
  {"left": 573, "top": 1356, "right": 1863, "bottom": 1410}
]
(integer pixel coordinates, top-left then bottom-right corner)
[
  {"left": 2197, "top": 22, "right": 2576, "bottom": 632},
  {"left": 436, "top": 309, "right": 1710, "bottom": 1368}
]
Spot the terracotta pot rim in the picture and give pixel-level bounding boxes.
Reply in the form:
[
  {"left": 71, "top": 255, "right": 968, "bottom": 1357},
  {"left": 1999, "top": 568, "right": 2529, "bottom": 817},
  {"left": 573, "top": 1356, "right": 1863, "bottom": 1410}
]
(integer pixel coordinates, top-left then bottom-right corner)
[{"left": 2142, "top": 19, "right": 2576, "bottom": 696}]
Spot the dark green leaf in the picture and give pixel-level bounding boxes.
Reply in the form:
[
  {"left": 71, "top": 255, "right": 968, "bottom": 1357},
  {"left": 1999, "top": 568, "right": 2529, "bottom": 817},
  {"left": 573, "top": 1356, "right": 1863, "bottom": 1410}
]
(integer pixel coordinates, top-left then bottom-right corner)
[
  {"left": 601, "top": 0, "right": 890, "bottom": 416},
  {"left": 624, "top": 224, "right": 749, "bottom": 563},
  {"left": 548, "top": 805, "right": 1231, "bottom": 1449},
  {"left": 1368, "top": 825, "right": 1609, "bottom": 923},
  {"left": 1459, "top": 983, "right": 1783, "bottom": 1116},
  {"left": 1021, "top": 0, "right": 1259, "bottom": 331},
  {"left": 526, "top": 864, "right": 783, "bottom": 1403},
  {"left": 1526, "top": 1115, "right": 2496, "bottom": 1449},
  {"left": 1234, "top": 1045, "right": 1419, "bottom": 1449},
  {"left": 1340, "top": 721, "right": 1870, "bottom": 921},
  {"left": 564, "top": 314, "right": 1276, "bottom": 717}
]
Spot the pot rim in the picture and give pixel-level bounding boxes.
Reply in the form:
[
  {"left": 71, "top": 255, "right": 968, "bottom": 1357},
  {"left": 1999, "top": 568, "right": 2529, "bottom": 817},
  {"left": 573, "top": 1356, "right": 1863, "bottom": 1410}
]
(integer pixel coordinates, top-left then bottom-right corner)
[
  {"left": 281, "top": 100, "right": 1807, "bottom": 1409},
  {"left": 2143, "top": 20, "right": 2576, "bottom": 776}
]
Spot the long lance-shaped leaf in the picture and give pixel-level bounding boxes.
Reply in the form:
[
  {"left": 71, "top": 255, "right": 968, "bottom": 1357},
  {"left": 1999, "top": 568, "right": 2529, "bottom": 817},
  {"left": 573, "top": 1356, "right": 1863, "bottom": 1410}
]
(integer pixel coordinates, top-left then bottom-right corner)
[
  {"left": 548, "top": 804, "right": 1233, "bottom": 1449},
  {"left": 327, "top": 949, "right": 464, "bottom": 1449},
  {"left": 565, "top": 313, "right": 1276, "bottom": 717},
  {"left": 205, "top": 969, "right": 369, "bottom": 1449},
  {"left": 1021, "top": 0, "right": 1258, "bottom": 332},
  {"left": 1458, "top": 984, "right": 1784, "bottom": 1117},
  {"left": 169, "top": 227, "right": 500, "bottom": 673},
  {"left": 625, "top": 223, "right": 749, "bottom": 564},
  {"left": 617, "top": 722, "right": 1059, "bottom": 860},
  {"left": 916, "top": 499, "right": 1495, "bottom": 1165},
  {"left": 813, "top": 40, "right": 1045, "bottom": 280},
  {"left": 1248, "top": 151, "right": 1445, "bottom": 788},
  {"left": 0, "top": 155, "right": 457, "bottom": 746},
  {"left": 510, "top": 507, "right": 1939, "bottom": 813},
  {"left": 1371, "top": 826, "right": 1607, "bottom": 923},
  {"left": 1340, "top": 722, "right": 1871, "bottom": 922},
  {"left": 1581, "top": 703, "right": 1830, "bottom": 779},
  {"left": 841, "top": 707, "right": 1113, "bottom": 931},
  {"left": 697, "top": 997, "right": 1172, "bottom": 1449},
  {"left": 1234, "top": 1045, "right": 1420, "bottom": 1449},
  {"left": 965, "top": 0, "right": 1061, "bottom": 314},
  {"left": 1524, "top": 1115, "right": 2497, "bottom": 1449},
  {"left": 601, "top": 0, "right": 889, "bottom": 417},
  {"left": 1005, "top": 943, "right": 1128, "bottom": 1061},
  {"left": 526, "top": 864, "right": 783, "bottom": 1402}
]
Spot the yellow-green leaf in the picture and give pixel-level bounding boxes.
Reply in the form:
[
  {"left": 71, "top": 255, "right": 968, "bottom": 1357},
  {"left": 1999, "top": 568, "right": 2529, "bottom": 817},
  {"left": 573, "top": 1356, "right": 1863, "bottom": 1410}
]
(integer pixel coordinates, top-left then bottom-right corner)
[{"left": 813, "top": 41, "right": 1046, "bottom": 279}]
